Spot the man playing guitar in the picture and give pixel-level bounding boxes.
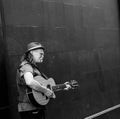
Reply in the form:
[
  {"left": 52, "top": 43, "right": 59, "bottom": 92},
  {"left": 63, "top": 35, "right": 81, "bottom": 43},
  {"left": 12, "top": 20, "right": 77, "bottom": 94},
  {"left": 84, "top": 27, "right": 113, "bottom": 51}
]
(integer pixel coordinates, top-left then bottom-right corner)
[{"left": 16, "top": 42, "right": 72, "bottom": 119}]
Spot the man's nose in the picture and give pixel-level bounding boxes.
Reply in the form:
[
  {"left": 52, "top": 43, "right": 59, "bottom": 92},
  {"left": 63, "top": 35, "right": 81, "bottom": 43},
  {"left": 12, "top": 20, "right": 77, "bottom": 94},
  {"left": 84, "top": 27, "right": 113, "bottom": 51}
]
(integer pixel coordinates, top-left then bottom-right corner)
[{"left": 40, "top": 53, "right": 44, "bottom": 58}]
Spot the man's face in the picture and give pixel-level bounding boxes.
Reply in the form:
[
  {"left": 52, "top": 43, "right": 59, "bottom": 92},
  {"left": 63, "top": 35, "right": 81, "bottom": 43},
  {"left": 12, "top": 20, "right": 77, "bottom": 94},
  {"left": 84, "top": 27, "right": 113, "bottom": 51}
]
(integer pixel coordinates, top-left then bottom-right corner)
[{"left": 30, "top": 49, "right": 44, "bottom": 63}]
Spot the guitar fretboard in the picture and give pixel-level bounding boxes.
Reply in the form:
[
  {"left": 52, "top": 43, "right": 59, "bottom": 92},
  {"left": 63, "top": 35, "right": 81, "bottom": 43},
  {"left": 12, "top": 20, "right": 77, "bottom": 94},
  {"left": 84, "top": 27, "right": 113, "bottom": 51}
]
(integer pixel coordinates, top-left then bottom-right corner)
[{"left": 52, "top": 84, "right": 66, "bottom": 92}]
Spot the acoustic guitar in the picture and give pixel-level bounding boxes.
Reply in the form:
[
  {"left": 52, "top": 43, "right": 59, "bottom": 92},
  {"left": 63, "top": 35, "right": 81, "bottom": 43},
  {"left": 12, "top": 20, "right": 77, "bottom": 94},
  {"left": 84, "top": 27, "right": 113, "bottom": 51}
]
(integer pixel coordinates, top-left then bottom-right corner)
[{"left": 26, "top": 75, "right": 79, "bottom": 106}]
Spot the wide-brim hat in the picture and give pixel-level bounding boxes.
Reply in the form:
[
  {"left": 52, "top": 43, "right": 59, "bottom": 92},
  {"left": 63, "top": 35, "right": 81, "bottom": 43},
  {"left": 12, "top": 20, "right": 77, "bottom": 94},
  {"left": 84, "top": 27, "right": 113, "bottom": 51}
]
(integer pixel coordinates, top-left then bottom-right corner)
[{"left": 26, "top": 42, "right": 45, "bottom": 53}]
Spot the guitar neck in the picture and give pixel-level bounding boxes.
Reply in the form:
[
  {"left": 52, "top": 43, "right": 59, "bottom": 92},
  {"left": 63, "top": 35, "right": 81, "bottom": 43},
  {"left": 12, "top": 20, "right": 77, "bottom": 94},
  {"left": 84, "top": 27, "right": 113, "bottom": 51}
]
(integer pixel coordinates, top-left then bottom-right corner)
[{"left": 52, "top": 84, "right": 66, "bottom": 92}]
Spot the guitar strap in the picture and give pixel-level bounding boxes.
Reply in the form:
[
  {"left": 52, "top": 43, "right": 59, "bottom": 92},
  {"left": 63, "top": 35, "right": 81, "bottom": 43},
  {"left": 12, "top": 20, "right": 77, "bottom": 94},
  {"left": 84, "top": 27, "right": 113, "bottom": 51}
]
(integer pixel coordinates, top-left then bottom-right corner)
[
  {"left": 41, "top": 72, "right": 48, "bottom": 80},
  {"left": 31, "top": 62, "right": 48, "bottom": 80}
]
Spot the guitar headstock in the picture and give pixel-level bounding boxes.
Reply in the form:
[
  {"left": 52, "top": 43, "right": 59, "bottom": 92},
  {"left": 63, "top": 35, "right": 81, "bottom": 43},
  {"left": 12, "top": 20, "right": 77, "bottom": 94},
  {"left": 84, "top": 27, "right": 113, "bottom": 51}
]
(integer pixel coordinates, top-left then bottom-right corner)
[{"left": 69, "top": 80, "right": 79, "bottom": 89}]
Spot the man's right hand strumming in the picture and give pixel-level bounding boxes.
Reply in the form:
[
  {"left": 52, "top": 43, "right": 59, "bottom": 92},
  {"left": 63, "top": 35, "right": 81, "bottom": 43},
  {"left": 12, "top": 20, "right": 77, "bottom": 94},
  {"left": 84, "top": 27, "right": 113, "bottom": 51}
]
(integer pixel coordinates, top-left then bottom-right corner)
[{"left": 44, "top": 88, "right": 54, "bottom": 98}]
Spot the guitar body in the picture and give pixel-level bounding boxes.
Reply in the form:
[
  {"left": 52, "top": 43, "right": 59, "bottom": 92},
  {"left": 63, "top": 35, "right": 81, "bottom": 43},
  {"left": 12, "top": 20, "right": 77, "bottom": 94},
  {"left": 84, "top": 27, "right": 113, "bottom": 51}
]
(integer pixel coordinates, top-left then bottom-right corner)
[
  {"left": 26, "top": 76, "right": 56, "bottom": 106},
  {"left": 26, "top": 75, "right": 79, "bottom": 106}
]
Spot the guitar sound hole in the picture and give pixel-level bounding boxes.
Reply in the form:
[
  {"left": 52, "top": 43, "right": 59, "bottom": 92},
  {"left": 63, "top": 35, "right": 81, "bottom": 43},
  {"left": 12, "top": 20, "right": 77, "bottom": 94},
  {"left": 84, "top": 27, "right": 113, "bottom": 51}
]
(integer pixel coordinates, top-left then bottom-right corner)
[{"left": 47, "top": 85, "right": 51, "bottom": 89}]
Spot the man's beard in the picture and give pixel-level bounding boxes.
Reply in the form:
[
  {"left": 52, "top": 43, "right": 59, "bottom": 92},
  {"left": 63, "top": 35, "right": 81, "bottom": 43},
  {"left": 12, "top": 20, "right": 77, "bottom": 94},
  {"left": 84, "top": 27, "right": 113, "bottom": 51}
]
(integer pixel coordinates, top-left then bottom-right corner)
[{"left": 39, "top": 58, "right": 43, "bottom": 63}]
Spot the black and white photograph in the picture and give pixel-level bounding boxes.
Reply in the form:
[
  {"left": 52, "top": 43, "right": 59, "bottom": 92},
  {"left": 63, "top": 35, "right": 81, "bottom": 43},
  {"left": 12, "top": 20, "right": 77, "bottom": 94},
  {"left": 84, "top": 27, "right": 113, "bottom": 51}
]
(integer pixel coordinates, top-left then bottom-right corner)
[{"left": 0, "top": 0, "right": 120, "bottom": 119}]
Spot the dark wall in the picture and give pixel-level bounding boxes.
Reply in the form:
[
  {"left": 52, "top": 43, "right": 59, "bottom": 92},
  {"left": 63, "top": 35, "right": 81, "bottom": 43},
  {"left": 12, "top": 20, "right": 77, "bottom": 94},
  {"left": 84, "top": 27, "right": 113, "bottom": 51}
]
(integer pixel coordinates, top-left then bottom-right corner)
[
  {"left": 117, "top": 0, "right": 120, "bottom": 21},
  {"left": 1, "top": 0, "right": 120, "bottom": 119},
  {"left": 0, "top": 1, "right": 11, "bottom": 118},
  {"left": 0, "top": 34, "right": 11, "bottom": 118}
]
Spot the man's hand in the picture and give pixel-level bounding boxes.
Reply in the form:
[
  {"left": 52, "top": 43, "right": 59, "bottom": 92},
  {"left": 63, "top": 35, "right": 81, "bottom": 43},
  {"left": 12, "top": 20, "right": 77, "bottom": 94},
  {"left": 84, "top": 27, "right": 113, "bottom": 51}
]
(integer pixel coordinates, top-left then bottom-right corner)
[
  {"left": 64, "top": 82, "right": 71, "bottom": 90},
  {"left": 44, "top": 88, "right": 54, "bottom": 98}
]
